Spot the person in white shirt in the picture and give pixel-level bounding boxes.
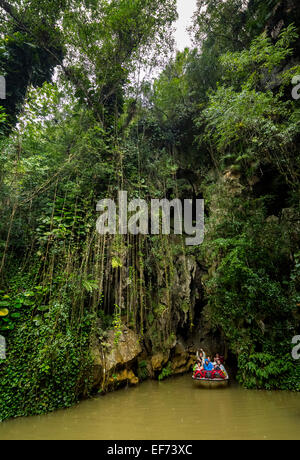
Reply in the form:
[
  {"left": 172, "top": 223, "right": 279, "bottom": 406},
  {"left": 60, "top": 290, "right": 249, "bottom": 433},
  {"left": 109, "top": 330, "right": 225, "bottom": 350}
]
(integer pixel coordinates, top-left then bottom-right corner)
[{"left": 196, "top": 348, "right": 206, "bottom": 366}]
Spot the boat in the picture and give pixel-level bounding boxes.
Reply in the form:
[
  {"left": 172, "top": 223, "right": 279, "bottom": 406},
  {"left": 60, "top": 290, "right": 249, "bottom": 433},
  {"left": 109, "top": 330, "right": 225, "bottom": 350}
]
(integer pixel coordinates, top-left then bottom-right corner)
[{"left": 192, "top": 376, "right": 229, "bottom": 389}]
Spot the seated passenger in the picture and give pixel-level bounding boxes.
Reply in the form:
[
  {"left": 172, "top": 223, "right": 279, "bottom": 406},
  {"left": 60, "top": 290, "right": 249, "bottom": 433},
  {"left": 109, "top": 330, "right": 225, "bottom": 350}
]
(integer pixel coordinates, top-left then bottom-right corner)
[
  {"left": 204, "top": 358, "right": 214, "bottom": 370},
  {"left": 212, "top": 359, "right": 228, "bottom": 380},
  {"left": 219, "top": 361, "right": 228, "bottom": 379},
  {"left": 197, "top": 358, "right": 214, "bottom": 379},
  {"left": 193, "top": 359, "right": 204, "bottom": 379},
  {"left": 213, "top": 353, "right": 220, "bottom": 365},
  {"left": 213, "top": 353, "right": 225, "bottom": 365}
]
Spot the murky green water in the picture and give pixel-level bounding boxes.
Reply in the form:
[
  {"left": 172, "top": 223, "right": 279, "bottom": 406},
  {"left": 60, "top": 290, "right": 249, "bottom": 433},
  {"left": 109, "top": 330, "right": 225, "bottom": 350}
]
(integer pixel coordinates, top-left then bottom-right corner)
[{"left": 0, "top": 375, "right": 299, "bottom": 440}]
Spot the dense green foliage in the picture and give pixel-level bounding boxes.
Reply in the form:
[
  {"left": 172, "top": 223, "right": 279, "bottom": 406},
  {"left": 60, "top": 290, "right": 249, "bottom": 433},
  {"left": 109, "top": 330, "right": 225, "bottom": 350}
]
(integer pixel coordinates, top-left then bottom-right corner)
[{"left": 0, "top": 0, "right": 299, "bottom": 421}]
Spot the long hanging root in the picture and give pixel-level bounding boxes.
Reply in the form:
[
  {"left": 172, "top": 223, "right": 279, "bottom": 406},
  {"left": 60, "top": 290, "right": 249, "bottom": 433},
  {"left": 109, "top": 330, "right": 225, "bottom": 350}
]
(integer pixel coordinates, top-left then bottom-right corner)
[{"left": 0, "top": 203, "right": 17, "bottom": 278}]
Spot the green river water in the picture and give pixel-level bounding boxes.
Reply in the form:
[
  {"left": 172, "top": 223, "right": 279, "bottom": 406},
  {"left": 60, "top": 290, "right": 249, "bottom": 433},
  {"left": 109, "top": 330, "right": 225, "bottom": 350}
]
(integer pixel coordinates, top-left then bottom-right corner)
[{"left": 0, "top": 375, "right": 299, "bottom": 440}]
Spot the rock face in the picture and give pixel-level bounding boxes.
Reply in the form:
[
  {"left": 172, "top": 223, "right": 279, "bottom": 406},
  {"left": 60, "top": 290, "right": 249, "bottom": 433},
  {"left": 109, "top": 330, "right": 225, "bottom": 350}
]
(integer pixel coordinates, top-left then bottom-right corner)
[
  {"left": 108, "top": 369, "right": 139, "bottom": 386},
  {"left": 151, "top": 351, "right": 170, "bottom": 371},
  {"left": 92, "top": 326, "right": 142, "bottom": 391},
  {"left": 103, "top": 327, "right": 142, "bottom": 372},
  {"left": 92, "top": 324, "right": 225, "bottom": 392},
  {"left": 91, "top": 247, "right": 226, "bottom": 392},
  {"left": 171, "top": 343, "right": 195, "bottom": 375}
]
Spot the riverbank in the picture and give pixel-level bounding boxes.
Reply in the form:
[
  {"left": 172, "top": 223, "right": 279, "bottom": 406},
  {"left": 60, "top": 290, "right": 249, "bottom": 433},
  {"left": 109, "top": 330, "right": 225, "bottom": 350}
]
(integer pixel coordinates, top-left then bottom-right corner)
[{"left": 0, "top": 375, "right": 299, "bottom": 440}]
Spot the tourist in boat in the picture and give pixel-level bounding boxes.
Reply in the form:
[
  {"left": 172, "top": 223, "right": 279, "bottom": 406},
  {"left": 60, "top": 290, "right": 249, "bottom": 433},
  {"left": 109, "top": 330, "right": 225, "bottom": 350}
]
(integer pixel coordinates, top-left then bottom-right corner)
[
  {"left": 193, "top": 359, "right": 205, "bottom": 379},
  {"left": 205, "top": 357, "right": 214, "bottom": 369},
  {"left": 212, "top": 359, "right": 228, "bottom": 380},
  {"left": 202, "top": 358, "right": 214, "bottom": 377},
  {"left": 219, "top": 361, "right": 228, "bottom": 379},
  {"left": 213, "top": 353, "right": 225, "bottom": 365},
  {"left": 212, "top": 353, "right": 220, "bottom": 364},
  {"left": 193, "top": 359, "right": 201, "bottom": 373},
  {"left": 196, "top": 348, "right": 206, "bottom": 365}
]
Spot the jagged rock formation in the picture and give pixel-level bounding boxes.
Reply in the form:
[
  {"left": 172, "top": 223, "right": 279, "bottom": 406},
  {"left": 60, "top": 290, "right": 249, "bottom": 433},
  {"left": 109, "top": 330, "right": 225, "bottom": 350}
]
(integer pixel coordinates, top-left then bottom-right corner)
[
  {"left": 92, "top": 326, "right": 142, "bottom": 390},
  {"left": 91, "top": 248, "right": 227, "bottom": 392}
]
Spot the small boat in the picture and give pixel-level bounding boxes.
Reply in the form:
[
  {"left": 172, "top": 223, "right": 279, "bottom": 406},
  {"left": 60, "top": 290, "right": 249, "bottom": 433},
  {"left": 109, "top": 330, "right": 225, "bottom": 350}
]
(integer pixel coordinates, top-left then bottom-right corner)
[{"left": 192, "top": 376, "right": 229, "bottom": 389}]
